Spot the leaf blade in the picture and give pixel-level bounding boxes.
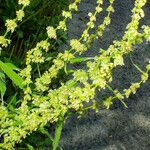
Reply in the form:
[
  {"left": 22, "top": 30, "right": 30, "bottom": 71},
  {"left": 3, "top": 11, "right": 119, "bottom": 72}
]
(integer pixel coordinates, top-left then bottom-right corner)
[{"left": 0, "top": 61, "right": 24, "bottom": 89}]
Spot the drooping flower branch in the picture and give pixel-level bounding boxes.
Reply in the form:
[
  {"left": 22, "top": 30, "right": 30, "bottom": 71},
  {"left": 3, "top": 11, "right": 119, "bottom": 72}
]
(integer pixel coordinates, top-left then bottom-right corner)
[{"left": 0, "top": 0, "right": 149, "bottom": 149}]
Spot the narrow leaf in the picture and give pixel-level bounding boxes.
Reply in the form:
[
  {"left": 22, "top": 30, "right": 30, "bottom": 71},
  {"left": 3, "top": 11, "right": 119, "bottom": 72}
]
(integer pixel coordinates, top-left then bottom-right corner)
[
  {"left": 0, "top": 79, "right": 6, "bottom": 97},
  {"left": 52, "top": 116, "right": 64, "bottom": 150},
  {"left": 69, "top": 57, "right": 94, "bottom": 63},
  {"left": 7, "top": 93, "right": 17, "bottom": 108},
  {"left": 46, "top": 57, "right": 53, "bottom": 61}
]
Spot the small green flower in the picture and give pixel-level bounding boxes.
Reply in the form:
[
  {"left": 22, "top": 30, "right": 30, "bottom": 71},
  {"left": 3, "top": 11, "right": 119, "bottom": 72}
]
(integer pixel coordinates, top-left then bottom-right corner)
[
  {"left": 58, "top": 21, "right": 67, "bottom": 31},
  {"left": 0, "top": 36, "right": 11, "bottom": 47},
  {"left": 69, "top": 3, "right": 78, "bottom": 11},
  {"left": 31, "top": 48, "right": 45, "bottom": 63},
  {"left": 73, "top": 70, "right": 88, "bottom": 83},
  {"left": 46, "top": 26, "right": 57, "bottom": 39},
  {"left": 37, "top": 40, "right": 50, "bottom": 52},
  {"left": 141, "top": 73, "right": 148, "bottom": 83},
  {"left": 102, "top": 97, "right": 113, "bottom": 109},
  {"left": 146, "top": 64, "right": 150, "bottom": 71},
  {"left": 114, "top": 90, "right": 124, "bottom": 100},
  {"left": 142, "top": 25, "right": 150, "bottom": 41},
  {"left": 62, "top": 11, "right": 72, "bottom": 19},
  {"left": 113, "top": 54, "right": 124, "bottom": 66},
  {"left": 5, "top": 19, "right": 17, "bottom": 33},
  {"left": 70, "top": 39, "right": 87, "bottom": 54},
  {"left": 124, "top": 89, "right": 132, "bottom": 98},
  {"left": 18, "top": 0, "right": 30, "bottom": 6},
  {"left": 106, "top": 5, "right": 115, "bottom": 12},
  {"left": 16, "top": 10, "right": 25, "bottom": 21},
  {"left": 96, "top": 6, "right": 102, "bottom": 13}
]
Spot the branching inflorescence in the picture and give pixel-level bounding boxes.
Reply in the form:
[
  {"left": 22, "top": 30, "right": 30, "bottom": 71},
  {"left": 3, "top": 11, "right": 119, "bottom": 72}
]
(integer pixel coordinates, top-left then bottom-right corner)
[{"left": 0, "top": 0, "right": 150, "bottom": 149}]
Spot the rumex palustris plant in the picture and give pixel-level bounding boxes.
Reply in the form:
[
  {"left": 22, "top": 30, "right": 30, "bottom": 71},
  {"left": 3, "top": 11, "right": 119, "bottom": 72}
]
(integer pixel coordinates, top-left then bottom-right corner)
[{"left": 0, "top": 0, "right": 150, "bottom": 149}]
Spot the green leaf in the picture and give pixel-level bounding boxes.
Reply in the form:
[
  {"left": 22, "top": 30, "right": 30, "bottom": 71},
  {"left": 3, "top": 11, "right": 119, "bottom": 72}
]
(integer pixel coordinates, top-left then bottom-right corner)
[
  {"left": 67, "top": 69, "right": 75, "bottom": 73},
  {"left": 120, "top": 100, "right": 128, "bottom": 108},
  {"left": 7, "top": 93, "right": 17, "bottom": 108},
  {"left": 0, "top": 71, "right": 5, "bottom": 79},
  {"left": 45, "top": 52, "right": 57, "bottom": 61},
  {"left": 46, "top": 57, "right": 53, "bottom": 61},
  {"left": 26, "top": 144, "right": 35, "bottom": 150},
  {"left": 5, "top": 63, "right": 19, "bottom": 71},
  {"left": 52, "top": 116, "right": 64, "bottom": 150},
  {"left": 69, "top": 57, "right": 94, "bottom": 63},
  {"left": 0, "top": 61, "right": 24, "bottom": 89},
  {"left": 38, "top": 127, "right": 53, "bottom": 141},
  {"left": 0, "top": 79, "right": 6, "bottom": 98},
  {"left": 66, "top": 80, "right": 77, "bottom": 88}
]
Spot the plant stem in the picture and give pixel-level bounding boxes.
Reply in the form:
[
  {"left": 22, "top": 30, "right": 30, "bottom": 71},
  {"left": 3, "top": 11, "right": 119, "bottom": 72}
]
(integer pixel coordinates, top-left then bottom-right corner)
[{"left": 37, "top": 64, "right": 41, "bottom": 77}]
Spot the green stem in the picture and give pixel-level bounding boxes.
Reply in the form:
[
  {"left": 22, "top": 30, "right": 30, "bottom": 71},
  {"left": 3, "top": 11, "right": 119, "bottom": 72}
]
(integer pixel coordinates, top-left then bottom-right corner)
[
  {"left": 3, "top": 31, "right": 8, "bottom": 37},
  {"left": 52, "top": 115, "right": 65, "bottom": 150},
  {"left": 37, "top": 64, "right": 41, "bottom": 77}
]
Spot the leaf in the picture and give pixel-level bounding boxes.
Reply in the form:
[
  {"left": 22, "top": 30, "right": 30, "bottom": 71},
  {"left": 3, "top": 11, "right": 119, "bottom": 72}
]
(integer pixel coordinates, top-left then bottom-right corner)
[
  {"left": 45, "top": 52, "right": 57, "bottom": 61},
  {"left": 120, "top": 100, "right": 128, "bottom": 108},
  {"left": 39, "top": 127, "right": 53, "bottom": 139},
  {"left": 5, "top": 63, "right": 19, "bottom": 71},
  {"left": 0, "top": 71, "right": 5, "bottom": 79},
  {"left": 52, "top": 116, "right": 64, "bottom": 150},
  {"left": 46, "top": 57, "right": 53, "bottom": 61},
  {"left": 66, "top": 80, "right": 77, "bottom": 88},
  {"left": 69, "top": 57, "right": 94, "bottom": 63},
  {"left": 67, "top": 69, "right": 75, "bottom": 73},
  {"left": 38, "top": 127, "right": 54, "bottom": 143},
  {"left": 0, "top": 61, "right": 24, "bottom": 89},
  {"left": 7, "top": 93, "right": 17, "bottom": 108},
  {"left": 26, "top": 144, "right": 35, "bottom": 150},
  {"left": 0, "top": 79, "right": 6, "bottom": 98}
]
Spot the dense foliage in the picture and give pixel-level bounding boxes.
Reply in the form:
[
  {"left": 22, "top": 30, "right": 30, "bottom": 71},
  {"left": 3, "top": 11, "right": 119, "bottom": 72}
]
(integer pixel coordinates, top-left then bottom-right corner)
[{"left": 0, "top": 0, "right": 150, "bottom": 149}]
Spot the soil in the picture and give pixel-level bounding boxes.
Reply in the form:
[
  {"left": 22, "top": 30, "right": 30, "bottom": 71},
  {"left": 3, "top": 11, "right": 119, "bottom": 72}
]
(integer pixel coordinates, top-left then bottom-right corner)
[{"left": 59, "top": 0, "right": 150, "bottom": 150}]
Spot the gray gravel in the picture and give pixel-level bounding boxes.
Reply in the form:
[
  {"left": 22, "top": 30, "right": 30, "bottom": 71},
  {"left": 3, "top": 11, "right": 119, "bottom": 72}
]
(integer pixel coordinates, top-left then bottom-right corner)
[{"left": 59, "top": 0, "right": 150, "bottom": 150}]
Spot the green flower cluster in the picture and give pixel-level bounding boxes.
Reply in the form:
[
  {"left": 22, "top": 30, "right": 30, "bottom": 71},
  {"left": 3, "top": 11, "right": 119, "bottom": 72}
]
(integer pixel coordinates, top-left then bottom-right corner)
[
  {"left": 0, "top": 0, "right": 150, "bottom": 149},
  {"left": 18, "top": 0, "right": 30, "bottom": 6},
  {"left": 57, "top": 0, "right": 81, "bottom": 31},
  {"left": 0, "top": 0, "right": 30, "bottom": 49},
  {"left": 102, "top": 61, "right": 150, "bottom": 109},
  {"left": 33, "top": 0, "right": 114, "bottom": 92}
]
